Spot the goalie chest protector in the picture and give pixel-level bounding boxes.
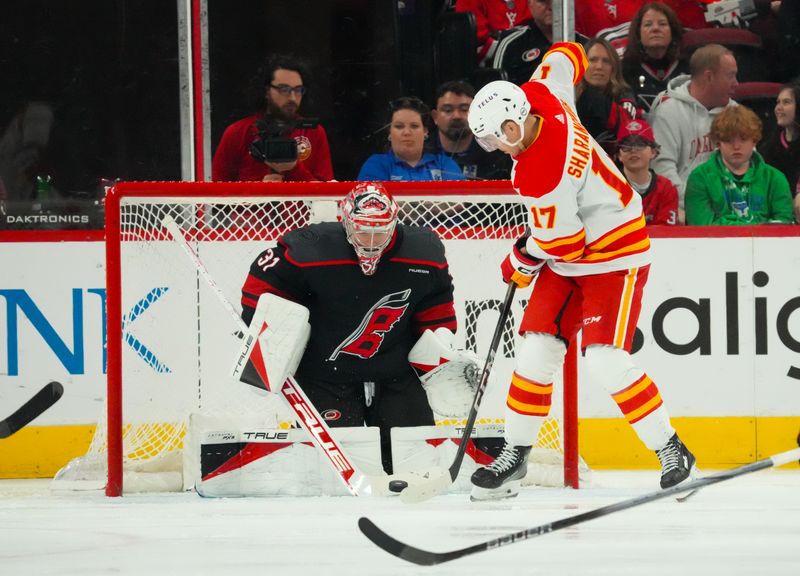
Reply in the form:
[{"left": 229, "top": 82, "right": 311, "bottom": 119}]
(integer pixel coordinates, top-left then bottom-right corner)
[{"left": 251, "top": 222, "right": 456, "bottom": 385}]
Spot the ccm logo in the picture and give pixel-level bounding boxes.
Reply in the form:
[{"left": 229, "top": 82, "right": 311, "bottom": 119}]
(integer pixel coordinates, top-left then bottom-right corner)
[{"left": 583, "top": 315, "right": 602, "bottom": 325}]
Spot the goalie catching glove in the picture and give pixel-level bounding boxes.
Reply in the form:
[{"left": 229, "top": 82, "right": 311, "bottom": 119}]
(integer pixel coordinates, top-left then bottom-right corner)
[
  {"left": 408, "top": 328, "right": 480, "bottom": 418},
  {"left": 501, "top": 236, "right": 544, "bottom": 288}
]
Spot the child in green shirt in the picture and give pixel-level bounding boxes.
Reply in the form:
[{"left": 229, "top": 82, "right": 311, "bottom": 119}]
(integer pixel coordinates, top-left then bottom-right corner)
[{"left": 685, "top": 105, "right": 794, "bottom": 225}]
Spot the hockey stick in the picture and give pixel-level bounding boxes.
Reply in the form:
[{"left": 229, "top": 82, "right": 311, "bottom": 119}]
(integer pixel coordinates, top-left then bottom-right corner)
[
  {"left": 0, "top": 381, "right": 64, "bottom": 439},
  {"left": 162, "top": 215, "right": 371, "bottom": 496},
  {"left": 360, "top": 445, "right": 800, "bottom": 566},
  {"left": 392, "top": 282, "right": 516, "bottom": 503}
]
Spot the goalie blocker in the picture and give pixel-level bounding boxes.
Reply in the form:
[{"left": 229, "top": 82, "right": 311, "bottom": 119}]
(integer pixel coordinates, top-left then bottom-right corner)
[{"left": 231, "top": 293, "right": 310, "bottom": 392}]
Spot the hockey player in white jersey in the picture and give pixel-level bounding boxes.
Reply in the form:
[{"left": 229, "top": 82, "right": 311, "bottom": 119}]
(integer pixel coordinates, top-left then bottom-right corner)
[{"left": 467, "top": 42, "right": 697, "bottom": 500}]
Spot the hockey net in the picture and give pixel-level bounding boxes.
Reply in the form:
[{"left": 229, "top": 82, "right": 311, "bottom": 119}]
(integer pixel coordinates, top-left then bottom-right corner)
[{"left": 53, "top": 181, "right": 584, "bottom": 495}]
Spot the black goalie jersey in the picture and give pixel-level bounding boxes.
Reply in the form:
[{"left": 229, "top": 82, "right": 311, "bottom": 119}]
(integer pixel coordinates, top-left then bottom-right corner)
[{"left": 241, "top": 222, "right": 457, "bottom": 384}]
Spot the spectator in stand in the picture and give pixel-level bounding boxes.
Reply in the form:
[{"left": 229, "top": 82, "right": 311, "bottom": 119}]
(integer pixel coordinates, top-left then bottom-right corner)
[
  {"left": 430, "top": 81, "right": 511, "bottom": 180},
  {"left": 576, "top": 1, "right": 702, "bottom": 47},
  {"left": 617, "top": 119, "right": 679, "bottom": 225},
  {"left": 685, "top": 105, "right": 794, "bottom": 225},
  {"left": 456, "top": 0, "right": 532, "bottom": 66},
  {"left": 577, "top": 1, "right": 779, "bottom": 54},
  {"left": 358, "top": 97, "right": 465, "bottom": 182},
  {"left": 621, "top": 2, "right": 686, "bottom": 115},
  {"left": 649, "top": 43, "right": 739, "bottom": 223},
  {"left": 212, "top": 54, "right": 333, "bottom": 182},
  {"left": 758, "top": 83, "right": 800, "bottom": 221},
  {"left": 489, "top": 0, "right": 553, "bottom": 86},
  {"left": 0, "top": 101, "right": 55, "bottom": 201},
  {"left": 577, "top": 37, "right": 641, "bottom": 155}
]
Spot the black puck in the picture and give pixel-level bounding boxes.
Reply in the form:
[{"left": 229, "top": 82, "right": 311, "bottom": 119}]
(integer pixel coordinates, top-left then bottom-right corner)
[{"left": 388, "top": 479, "right": 408, "bottom": 493}]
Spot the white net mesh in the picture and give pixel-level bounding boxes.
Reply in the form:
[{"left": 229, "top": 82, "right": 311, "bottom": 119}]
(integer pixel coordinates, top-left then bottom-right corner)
[{"left": 53, "top": 189, "right": 580, "bottom": 492}]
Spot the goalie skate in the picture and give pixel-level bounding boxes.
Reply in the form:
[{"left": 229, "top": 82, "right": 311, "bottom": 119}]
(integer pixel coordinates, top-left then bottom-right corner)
[{"left": 470, "top": 442, "right": 531, "bottom": 501}]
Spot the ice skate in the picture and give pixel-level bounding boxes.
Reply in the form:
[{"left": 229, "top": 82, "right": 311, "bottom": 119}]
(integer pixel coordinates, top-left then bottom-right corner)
[
  {"left": 470, "top": 442, "right": 531, "bottom": 501},
  {"left": 656, "top": 433, "right": 697, "bottom": 489}
]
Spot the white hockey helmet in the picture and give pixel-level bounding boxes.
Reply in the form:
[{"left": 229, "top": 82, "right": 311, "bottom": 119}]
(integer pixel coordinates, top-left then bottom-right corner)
[
  {"left": 468, "top": 80, "right": 530, "bottom": 152},
  {"left": 340, "top": 182, "right": 399, "bottom": 276}
]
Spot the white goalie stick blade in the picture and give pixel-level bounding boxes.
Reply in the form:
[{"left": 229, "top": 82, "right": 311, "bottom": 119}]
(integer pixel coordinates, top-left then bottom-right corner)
[
  {"left": 162, "top": 214, "right": 371, "bottom": 497},
  {"left": 0, "top": 381, "right": 64, "bottom": 439},
  {"left": 393, "top": 467, "right": 452, "bottom": 504},
  {"left": 359, "top": 446, "right": 800, "bottom": 566}
]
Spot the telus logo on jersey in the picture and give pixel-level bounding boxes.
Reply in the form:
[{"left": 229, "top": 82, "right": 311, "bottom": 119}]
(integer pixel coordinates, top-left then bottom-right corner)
[{"left": 328, "top": 289, "right": 411, "bottom": 360}]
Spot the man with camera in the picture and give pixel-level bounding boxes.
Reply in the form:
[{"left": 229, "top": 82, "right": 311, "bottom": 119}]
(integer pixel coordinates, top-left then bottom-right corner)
[{"left": 212, "top": 55, "right": 334, "bottom": 182}]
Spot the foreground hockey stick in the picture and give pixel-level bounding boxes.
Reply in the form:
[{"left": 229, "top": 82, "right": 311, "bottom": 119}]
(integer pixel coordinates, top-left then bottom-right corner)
[
  {"left": 393, "top": 282, "right": 516, "bottom": 503},
  {"left": 0, "top": 381, "right": 64, "bottom": 439},
  {"left": 360, "top": 445, "right": 800, "bottom": 566},
  {"left": 162, "top": 216, "right": 370, "bottom": 496}
]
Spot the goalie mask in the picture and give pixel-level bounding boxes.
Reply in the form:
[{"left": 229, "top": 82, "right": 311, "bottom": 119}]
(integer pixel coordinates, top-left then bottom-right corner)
[
  {"left": 340, "top": 182, "right": 399, "bottom": 276},
  {"left": 468, "top": 80, "right": 530, "bottom": 152}
]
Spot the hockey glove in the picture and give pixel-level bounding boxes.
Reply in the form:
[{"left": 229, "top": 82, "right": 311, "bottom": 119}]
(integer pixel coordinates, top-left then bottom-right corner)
[{"left": 501, "top": 237, "right": 543, "bottom": 288}]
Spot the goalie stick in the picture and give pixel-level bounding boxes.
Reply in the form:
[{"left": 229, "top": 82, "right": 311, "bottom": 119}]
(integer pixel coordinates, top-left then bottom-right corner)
[
  {"left": 162, "top": 215, "right": 370, "bottom": 497},
  {"left": 392, "top": 282, "right": 516, "bottom": 503},
  {"left": 360, "top": 445, "right": 800, "bottom": 566},
  {"left": 0, "top": 381, "right": 64, "bottom": 439}
]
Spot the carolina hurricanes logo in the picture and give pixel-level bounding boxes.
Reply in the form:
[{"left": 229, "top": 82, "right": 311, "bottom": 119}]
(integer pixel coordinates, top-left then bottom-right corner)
[
  {"left": 321, "top": 409, "right": 342, "bottom": 421},
  {"left": 354, "top": 189, "right": 391, "bottom": 215},
  {"left": 522, "top": 48, "right": 541, "bottom": 63},
  {"left": 294, "top": 135, "right": 312, "bottom": 161},
  {"left": 329, "top": 289, "right": 411, "bottom": 360}
]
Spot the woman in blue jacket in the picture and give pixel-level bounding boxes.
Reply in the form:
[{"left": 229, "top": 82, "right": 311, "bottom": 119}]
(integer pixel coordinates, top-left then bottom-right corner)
[{"left": 358, "top": 97, "right": 464, "bottom": 182}]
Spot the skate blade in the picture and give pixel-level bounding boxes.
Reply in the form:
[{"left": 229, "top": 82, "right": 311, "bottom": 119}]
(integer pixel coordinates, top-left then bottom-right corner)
[
  {"left": 676, "top": 465, "right": 703, "bottom": 502},
  {"left": 469, "top": 480, "right": 522, "bottom": 502}
]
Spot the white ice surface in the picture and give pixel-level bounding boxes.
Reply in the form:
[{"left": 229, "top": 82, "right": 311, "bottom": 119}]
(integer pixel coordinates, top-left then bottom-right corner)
[{"left": 1, "top": 469, "right": 798, "bottom": 576}]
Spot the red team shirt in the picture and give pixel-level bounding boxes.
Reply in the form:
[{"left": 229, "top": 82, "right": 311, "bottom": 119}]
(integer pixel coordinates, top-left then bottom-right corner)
[
  {"left": 639, "top": 172, "right": 679, "bottom": 226},
  {"left": 212, "top": 114, "right": 334, "bottom": 182}
]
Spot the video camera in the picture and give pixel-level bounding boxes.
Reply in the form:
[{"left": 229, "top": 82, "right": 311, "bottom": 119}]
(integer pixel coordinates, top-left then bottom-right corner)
[
  {"left": 704, "top": 0, "right": 758, "bottom": 27},
  {"left": 249, "top": 116, "right": 319, "bottom": 163}
]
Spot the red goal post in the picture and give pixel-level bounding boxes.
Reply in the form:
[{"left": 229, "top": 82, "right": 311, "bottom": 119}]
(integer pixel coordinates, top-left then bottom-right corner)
[{"left": 98, "top": 180, "right": 580, "bottom": 496}]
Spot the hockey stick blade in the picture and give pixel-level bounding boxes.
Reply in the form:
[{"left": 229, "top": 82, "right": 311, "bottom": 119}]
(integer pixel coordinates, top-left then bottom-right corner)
[
  {"left": 0, "top": 381, "right": 64, "bottom": 439},
  {"left": 360, "top": 446, "right": 800, "bottom": 566},
  {"left": 396, "top": 283, "right": 517, "bottom": 504}
]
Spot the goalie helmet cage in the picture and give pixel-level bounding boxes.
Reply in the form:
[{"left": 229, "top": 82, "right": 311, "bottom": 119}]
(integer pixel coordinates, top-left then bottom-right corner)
[{"left": 97, "top": 180, "right": 579, "bottom": 496}]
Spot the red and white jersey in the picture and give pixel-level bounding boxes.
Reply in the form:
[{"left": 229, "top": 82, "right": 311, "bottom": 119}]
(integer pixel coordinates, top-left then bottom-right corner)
[{"left": 511, "top": 42, "right": 650, "bottom": 276}]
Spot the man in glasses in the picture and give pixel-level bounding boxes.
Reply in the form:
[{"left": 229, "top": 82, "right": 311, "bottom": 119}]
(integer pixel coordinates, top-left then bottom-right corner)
[
  {"left": 430, "top": 81, "right": 510, "bottom": 180},
  {"left": 212, "top": 54, "right": 333, "bottom": 182}
]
